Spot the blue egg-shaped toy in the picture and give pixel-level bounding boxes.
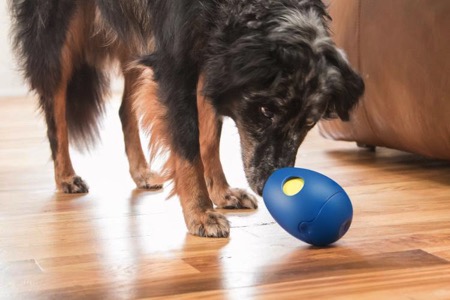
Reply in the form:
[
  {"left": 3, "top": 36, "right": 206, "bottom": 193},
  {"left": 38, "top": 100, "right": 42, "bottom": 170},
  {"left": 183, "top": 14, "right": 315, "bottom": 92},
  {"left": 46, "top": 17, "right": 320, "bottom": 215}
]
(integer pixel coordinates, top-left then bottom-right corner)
[{"left": 263, "top": 167, "right": 353, "bottom": 246}]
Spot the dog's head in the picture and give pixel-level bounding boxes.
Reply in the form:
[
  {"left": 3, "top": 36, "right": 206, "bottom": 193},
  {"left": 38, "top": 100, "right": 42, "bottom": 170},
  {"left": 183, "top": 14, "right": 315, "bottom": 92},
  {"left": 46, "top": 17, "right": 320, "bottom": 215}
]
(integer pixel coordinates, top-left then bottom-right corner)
[{"left": 202, "top": 2, "right": 364, "bottom": 195}]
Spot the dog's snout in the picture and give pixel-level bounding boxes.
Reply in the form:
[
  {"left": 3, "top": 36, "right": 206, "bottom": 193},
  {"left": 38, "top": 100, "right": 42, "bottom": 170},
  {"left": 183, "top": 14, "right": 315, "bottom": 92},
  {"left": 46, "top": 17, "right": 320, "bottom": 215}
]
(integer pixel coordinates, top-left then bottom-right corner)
[
  {"left": 247, "top": 173, "right": 269, "bottom": 196},
  {"left": 255, "top": 185, "right": 264, "bottom": 196}
]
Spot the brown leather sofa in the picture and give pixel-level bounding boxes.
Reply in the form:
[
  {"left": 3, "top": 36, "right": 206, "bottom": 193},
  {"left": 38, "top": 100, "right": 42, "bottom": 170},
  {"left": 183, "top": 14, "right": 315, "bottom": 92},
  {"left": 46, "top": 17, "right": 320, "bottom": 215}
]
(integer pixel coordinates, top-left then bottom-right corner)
[{"left": 319, "top": 0, "right": 450, "bottom": 160}]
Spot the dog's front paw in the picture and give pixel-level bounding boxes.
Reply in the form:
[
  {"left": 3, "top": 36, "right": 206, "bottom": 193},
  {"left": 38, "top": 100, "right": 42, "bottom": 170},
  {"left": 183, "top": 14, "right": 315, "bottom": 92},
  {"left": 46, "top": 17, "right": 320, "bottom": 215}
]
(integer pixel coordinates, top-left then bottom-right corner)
[
  {"left": 59, "top": 175, "right": 89, "bottom": 193},
  {"left": 131, "top": 168, "right": 164, "bottom": 190},
  {"left": 187, "top": 210, "right": 230, "bottom": 238},
  {"left": 212, "top": 188, "right": 258, "bottom": 209}
]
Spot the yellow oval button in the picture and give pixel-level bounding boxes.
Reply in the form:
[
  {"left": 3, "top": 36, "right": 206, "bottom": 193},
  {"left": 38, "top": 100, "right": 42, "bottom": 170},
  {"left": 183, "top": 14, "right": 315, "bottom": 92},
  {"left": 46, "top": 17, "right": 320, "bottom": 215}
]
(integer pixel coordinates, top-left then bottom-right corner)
[{"left": 283, "top": 177, "right": 305, "bottom": 196}]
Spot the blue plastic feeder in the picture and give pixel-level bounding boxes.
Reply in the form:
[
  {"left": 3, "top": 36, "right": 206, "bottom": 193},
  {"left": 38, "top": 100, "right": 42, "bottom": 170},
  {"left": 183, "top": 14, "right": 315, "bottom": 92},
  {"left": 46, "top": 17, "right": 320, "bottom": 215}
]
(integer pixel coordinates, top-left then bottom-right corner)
[{"left": 263, "top": 167, "right": 353, "bottom": 246}]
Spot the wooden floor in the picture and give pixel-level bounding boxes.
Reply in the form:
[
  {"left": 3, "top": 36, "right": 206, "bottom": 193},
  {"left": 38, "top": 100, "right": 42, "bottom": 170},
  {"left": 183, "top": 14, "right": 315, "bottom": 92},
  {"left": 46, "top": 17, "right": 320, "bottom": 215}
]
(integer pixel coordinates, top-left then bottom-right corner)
[{"left": 1, "top": 95, "right": 450, "bottom": 299}]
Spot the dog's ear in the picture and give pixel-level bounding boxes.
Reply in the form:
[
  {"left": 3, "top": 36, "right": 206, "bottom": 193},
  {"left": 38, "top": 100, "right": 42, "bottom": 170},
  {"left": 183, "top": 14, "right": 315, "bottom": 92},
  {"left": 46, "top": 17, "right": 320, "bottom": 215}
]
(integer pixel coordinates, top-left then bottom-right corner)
[{"left": 322, "top": 48, "right": 365, "bottom": 121}]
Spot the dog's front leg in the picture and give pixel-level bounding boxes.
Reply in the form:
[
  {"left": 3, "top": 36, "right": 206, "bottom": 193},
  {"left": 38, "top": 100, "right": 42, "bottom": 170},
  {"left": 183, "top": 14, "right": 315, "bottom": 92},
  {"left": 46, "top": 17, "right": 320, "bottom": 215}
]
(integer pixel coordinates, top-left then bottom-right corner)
[
  {"left": 197, "top": 76, "right": 258, "bottom": 209},
  {"left": 173, "top": 155, "right": 230, "bottom": 238}
]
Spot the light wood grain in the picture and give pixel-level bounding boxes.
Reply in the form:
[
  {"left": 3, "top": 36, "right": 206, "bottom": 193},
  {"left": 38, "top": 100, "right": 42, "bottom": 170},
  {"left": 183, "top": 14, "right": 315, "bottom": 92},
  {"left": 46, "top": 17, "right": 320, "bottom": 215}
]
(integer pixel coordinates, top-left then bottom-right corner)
[{"left": 1, "top": 95, "right": 449, "bottom": 299}]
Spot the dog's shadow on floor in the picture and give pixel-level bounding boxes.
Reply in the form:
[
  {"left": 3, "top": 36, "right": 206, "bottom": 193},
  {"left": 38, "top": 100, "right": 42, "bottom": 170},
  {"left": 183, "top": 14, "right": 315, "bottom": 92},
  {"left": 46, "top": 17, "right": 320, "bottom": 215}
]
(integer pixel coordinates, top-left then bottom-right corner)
[{"left": 325, "top": 146, "right": 450, "bottom": 186}]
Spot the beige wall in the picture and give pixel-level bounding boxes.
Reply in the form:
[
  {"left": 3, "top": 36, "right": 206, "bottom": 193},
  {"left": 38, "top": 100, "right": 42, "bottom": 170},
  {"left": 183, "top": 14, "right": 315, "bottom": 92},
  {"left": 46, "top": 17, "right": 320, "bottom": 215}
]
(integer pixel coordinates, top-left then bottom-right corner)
[{"left": 0, "top": 1, "right": 28, "bottom": 97}]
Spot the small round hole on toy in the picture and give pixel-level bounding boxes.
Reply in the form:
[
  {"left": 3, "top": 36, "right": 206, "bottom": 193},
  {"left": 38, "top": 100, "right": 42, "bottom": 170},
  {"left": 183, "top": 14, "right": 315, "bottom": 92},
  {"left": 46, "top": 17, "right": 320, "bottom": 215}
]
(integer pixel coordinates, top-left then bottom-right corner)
[{"left": 283, "top": 177, "right": 305, "bottom": 196}]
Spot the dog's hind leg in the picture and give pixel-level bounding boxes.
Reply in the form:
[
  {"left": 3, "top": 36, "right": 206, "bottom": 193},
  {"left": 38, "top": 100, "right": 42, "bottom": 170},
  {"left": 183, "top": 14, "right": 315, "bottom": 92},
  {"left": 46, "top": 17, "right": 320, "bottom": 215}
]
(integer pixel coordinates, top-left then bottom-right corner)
[
  {"left": 197, "top": 76, "right": 258, "bottom": 209},
  {"left": 47, "top": 82, "right": 89, "bottom": 194},
  {"left": 48, "top": 11, "right": 95, "bottom": 193},
  {"left": 119, "top": 70, "right": 163, "bottom": 190},
  {"left": 10, "top": 1, "right": 90, "bottom": 193}
]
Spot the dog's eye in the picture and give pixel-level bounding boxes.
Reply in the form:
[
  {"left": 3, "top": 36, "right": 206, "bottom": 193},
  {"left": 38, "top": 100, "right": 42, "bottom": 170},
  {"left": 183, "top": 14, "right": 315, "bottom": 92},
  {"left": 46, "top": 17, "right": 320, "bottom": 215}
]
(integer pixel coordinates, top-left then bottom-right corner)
[
  {"left": 305, "top": 119, "right": 317, "bottom": 127},
  {"left": 260, "top": 106, "right": 275, "bottom": 119}
]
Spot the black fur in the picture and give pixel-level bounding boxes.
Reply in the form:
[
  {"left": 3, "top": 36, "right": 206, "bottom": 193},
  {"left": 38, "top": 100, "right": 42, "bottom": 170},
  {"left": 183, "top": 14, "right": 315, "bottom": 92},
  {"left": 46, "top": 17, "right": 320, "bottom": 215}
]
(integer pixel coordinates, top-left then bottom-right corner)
[
  {"left": 10, "top": 0, "right": 364, "bottom": 195},
  {"left": 9, "top": 0, "right": 76, "bottom": 98},
  {"left": 66, "top": 64, "right": 109, "bottom": 149}
]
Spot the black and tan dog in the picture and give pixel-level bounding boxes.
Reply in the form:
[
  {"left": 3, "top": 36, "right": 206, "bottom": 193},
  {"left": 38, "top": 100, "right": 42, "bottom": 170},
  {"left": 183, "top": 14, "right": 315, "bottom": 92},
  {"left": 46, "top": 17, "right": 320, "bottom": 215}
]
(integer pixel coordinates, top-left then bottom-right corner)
[{"left": 10, "top": 0, "right": 364, "bottom": 238}]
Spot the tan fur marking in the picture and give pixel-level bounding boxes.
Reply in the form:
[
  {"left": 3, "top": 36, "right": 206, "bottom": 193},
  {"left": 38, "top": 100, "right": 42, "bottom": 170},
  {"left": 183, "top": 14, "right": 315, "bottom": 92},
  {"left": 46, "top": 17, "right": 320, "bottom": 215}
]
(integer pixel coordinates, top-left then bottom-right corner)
[
  {"left": 173, "top": 154, "right": 229, "bottom": 238},
  {"left": 197, "top": 76, "right": 230, "bottom": 200},
  {"left": 174, "top": 156, "right": 211, "bottom": 212},
  {"left": 133, "top": 68, "right": 166, "bottom": 158},
  {"left": 62, "top": 9, "right": 84, "bottom": 74},
  {"left": 53, "top": 84, "right": 75, "bottom": 184}
]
